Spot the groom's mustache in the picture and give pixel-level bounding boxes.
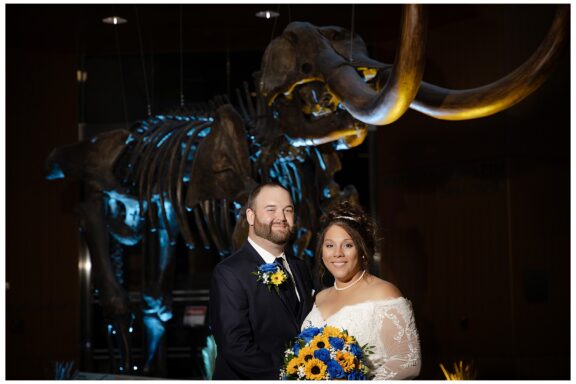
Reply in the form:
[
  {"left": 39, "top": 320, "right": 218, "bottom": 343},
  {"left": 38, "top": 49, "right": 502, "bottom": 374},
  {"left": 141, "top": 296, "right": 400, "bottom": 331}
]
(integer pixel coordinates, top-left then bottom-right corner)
[{"left": 270, "top": 221, "right": 294, "bottom": 235}]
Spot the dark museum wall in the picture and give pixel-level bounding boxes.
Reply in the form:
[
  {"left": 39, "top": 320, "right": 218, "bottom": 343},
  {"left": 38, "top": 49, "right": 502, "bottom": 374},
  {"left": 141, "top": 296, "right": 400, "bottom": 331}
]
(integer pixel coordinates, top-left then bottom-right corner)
[
  {"left": 5, "top": 4, "right": 570, "bottom": 379},
  {"left": 374, "top": 5, "right": 570, "bottom": 379},
  {"left": 7, "top": 35, "right": 81, "bottom": 378}
]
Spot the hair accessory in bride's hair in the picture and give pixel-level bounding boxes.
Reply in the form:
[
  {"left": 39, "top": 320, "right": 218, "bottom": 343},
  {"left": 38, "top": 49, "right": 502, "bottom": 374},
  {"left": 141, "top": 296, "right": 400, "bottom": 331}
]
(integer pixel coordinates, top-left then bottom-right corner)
[{"left": 333, "top": 215, "right": 359, "bottom": 223}]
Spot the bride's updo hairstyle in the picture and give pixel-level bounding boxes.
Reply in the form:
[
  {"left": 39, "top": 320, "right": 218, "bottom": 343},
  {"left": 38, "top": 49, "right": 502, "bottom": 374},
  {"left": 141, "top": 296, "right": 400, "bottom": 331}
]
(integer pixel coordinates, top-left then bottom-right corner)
[{"left": 315, "top": 200, "right": 378, "bottom": 280}]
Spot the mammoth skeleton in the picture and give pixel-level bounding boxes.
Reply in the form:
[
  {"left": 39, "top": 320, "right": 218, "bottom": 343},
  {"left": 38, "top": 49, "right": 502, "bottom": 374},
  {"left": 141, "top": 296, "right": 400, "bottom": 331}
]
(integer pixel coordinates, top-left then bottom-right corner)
[{"left": 46, "top": 4, "right": 568, "bottom": 377}]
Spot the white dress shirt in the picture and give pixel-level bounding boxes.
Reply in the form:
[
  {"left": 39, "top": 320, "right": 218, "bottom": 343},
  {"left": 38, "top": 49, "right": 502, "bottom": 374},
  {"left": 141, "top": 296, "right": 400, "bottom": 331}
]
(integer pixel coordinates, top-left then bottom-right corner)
[{"left": 248, "top": 236, "right": 301, "bottom": 301}]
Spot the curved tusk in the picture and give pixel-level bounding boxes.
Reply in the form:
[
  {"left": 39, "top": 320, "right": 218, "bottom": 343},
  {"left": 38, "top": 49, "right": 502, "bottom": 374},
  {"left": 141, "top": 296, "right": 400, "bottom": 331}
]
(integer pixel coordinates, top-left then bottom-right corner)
[
  {"left": 410, "top": 5, "right": 569, "bottom": 120},
  {"left": 325, "top": 4, "right": 427, "bottom": 125}
]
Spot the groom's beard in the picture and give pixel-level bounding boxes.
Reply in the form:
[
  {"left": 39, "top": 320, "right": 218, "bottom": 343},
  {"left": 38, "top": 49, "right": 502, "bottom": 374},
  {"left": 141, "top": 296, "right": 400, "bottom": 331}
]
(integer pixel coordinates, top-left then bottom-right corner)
[{"left": 253, "top": 215, "right": 295, "bottom": 245}]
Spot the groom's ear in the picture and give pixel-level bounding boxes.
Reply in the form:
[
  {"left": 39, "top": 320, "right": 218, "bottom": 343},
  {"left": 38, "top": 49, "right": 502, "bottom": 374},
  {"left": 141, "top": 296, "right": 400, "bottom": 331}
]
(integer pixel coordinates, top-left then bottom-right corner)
[{"left": 246, "top": 208, "right": 255, "bottom": 226}]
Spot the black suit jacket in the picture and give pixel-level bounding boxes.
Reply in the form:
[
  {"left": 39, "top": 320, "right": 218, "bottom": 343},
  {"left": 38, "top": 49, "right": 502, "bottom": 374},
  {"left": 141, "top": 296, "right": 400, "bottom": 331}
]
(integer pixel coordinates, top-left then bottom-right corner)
[{"left": 209, "top": 241, "right": 314, "bottom": 380}]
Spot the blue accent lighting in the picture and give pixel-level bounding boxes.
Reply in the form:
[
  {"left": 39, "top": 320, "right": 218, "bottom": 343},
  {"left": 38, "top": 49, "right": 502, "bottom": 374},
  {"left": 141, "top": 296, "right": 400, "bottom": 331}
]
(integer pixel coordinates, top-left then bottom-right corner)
[{"left": 46, "top": 164, "right": 65, "bottom": 180}]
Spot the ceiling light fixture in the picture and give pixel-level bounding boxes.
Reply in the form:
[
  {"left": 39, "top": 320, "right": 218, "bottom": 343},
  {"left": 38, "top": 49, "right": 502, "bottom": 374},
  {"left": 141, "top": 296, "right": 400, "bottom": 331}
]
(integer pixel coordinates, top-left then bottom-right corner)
[
  {"left": 255, "top": 10, "right": 279, "bottom": 19},
  {"left": 102, "top": 16, "right": 128, "bottom": 25}
]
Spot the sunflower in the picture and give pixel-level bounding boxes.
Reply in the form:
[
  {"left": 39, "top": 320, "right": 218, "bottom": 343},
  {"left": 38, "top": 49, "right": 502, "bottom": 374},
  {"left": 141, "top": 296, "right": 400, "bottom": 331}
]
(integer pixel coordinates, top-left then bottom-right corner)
[
  {"left": 322, "top": 325, "right": 342, "bottom": 338},
  {"left": 286, "top": 357, "right": 302, "bottom": 375},
  {"left": 270, "top": 271, "right": 287, "bottom": 286},
  {"left": 304, "top": 358, "right": 327, "bottom": 380},
  {"left": 299, "top": 346, "right": 315, "bottom": 362},
  {"left": 345, "top": 334, "right": 356, "bottom": 344},
  {"left": 310, "top": 334, "right": 330, "bottom": 350},
  {"left": 335, "top": 351, "right": 356, "bottom": 373}
]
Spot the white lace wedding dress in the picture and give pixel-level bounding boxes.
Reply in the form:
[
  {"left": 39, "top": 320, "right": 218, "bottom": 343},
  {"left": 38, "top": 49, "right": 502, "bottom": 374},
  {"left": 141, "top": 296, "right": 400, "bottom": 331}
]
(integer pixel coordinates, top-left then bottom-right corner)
[{"left": 302, "top": 297, "right": 421, "bottom": 380}]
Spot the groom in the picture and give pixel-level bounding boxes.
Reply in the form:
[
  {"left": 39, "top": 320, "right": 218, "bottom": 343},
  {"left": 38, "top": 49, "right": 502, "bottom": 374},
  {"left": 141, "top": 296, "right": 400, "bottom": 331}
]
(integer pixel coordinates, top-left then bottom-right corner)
[{"left": 209, "top": 182, "right": 314, "bottom": 379}]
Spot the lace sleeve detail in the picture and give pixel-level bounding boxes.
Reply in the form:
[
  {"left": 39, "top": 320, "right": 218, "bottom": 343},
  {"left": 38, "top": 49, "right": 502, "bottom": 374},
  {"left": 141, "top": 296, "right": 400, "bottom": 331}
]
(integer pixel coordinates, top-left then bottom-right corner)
[{"left": 371, "top": 299, "right": 421, "bottom": 380}]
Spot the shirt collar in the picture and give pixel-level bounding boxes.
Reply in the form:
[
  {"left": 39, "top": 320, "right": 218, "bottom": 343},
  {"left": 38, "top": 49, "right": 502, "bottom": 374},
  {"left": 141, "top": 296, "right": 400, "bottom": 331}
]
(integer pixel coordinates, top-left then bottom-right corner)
[{"left": 248, "top": 236, "right": 285, "bottom": 264}]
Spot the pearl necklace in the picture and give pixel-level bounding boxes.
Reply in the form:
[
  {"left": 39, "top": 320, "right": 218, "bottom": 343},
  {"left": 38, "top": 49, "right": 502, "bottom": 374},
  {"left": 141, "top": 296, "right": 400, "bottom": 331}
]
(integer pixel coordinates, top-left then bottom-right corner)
[{"left": 334, "top": 270, "right": 366, "bottom": 291}]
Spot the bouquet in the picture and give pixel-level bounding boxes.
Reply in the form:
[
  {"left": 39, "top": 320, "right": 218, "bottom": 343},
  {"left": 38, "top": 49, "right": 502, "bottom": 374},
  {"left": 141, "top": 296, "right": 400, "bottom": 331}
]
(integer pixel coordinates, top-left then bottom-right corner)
[{"left": 280, "top": 325, "right": 373, "bottom": 380}]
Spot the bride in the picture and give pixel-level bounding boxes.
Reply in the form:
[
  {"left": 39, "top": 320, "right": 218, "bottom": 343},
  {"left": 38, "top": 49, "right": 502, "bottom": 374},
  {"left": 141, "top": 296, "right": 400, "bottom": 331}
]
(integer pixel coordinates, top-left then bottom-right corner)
[{"left": 302, "top": 201, "right": 421, "bottom": 380}]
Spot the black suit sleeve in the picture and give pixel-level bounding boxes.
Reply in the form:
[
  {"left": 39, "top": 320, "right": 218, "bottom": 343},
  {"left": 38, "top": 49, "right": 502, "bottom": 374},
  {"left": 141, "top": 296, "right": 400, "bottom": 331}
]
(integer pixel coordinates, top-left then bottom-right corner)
[{"left": 210, "top": 263, "right": 277, "bottom": 379}]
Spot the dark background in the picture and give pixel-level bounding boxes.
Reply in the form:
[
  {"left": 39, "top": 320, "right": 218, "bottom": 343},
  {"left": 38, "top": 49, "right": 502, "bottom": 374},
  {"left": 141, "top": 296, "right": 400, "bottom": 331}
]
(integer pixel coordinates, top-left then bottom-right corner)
[{"left": 6, "top": 4, "right": 570, "bottom": 379}]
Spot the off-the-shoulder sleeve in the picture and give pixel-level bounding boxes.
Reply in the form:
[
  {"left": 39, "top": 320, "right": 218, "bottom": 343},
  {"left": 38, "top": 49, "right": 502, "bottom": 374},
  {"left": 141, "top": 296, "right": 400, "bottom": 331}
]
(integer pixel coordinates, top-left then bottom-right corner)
[{"left": 371, "top": 299, "right": 421, "bottom": 380}]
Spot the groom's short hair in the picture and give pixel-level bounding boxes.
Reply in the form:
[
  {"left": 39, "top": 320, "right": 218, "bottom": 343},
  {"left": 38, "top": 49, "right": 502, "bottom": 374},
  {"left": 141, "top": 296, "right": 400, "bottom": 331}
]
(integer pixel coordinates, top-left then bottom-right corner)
[{"left": 246, "top": 182, "right": 291, "bottom": 211}]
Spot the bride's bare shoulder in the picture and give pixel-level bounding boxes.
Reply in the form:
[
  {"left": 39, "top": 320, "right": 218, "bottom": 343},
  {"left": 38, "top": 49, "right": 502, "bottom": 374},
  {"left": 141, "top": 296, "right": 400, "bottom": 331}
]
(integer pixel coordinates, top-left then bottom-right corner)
[
  {"left": 314, "top": 287, "right": 333, "bottom": 306},
  {"left": 366, "top": 275, "right": 403, "bottom": 300}
]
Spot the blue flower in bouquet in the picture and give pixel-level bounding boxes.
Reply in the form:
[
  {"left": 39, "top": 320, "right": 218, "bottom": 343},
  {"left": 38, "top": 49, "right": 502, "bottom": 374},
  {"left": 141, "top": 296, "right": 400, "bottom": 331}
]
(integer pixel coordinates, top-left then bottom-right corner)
[
  {"left": 347, "top": 370, "right": 367, "bottom": 380},
  {"left": 327, "top": 359, "right": 346, "bottom": 379},
  {"left": 299, "top": 327, "right": 321, "bottom": 343},
  {"left": 293, "top": 342, "right": 301, "bottom": 356},
  {"left": 329, "top": 336, "right": 345, "bottom": 350},
  {"left": 313, "top": 348, "right": 331, "bottom": 363},
  {"left": 350, "top": 343, "right": 364, "bottom": 359}
]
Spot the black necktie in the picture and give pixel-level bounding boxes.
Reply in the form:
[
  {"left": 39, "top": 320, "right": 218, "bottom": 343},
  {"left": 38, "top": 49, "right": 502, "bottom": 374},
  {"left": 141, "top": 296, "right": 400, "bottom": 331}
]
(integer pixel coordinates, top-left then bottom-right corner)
[{"left": 275, "top": 257, "right": 300, "bottom": 315}]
